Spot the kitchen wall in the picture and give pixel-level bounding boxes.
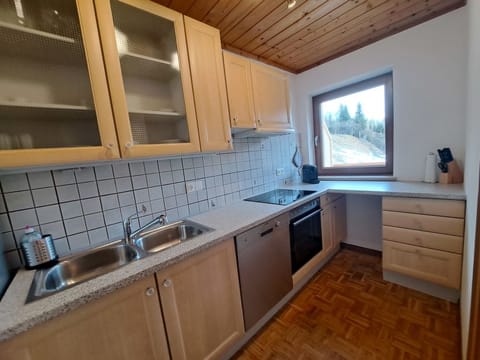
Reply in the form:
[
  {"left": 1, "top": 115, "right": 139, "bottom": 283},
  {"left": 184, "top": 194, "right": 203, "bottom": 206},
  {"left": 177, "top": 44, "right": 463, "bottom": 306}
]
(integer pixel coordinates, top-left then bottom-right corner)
[
  {"left": 292, "top": 7, "right": 468, "bottom": 250},
  {"left": 461, "top": 0, "right": 480, "bottom": 356},
  {"left": 0, "top": 135, "right": 297, "bottom": 269},
  {"left": 292, "top": 7, "right": 468, "bottom": 181}
]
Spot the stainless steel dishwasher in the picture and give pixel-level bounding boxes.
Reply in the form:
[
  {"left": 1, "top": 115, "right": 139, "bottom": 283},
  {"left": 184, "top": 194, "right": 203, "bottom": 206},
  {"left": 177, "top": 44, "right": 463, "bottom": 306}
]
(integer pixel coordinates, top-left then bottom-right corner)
[{"left": 235, "top": 212, "right": 292, "bottom": 330}]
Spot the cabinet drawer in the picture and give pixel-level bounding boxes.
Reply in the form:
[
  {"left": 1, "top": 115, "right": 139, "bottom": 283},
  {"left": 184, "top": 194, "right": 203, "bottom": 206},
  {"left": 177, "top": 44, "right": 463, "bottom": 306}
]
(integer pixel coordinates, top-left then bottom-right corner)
[
  {"left": 382, "top": 211, "right": 464, "bottom": 236},
  {"left": 382, "top": 197, "right": 464, "bottom": 218},
  {"left": 383, "top": 226, "right": 463, "bottom": 254},
  {"left": 320, "top": 193, "right": 343, "bottom": 208},
  {"left": 383, "top": 240, "right": 462, "bottom": 289}
]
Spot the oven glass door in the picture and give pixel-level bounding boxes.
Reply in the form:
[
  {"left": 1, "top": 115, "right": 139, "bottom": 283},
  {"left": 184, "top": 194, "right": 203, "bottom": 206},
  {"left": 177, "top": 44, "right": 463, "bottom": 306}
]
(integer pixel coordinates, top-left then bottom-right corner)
[{"left": 290, "top": 208, "right": 322, "bottom": 273}]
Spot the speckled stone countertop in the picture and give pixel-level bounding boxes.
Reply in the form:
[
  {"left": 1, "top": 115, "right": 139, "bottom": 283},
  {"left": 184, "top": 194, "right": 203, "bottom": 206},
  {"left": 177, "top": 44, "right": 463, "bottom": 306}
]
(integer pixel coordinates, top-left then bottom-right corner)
[{"left": 0, "top": 181, "right": 465, "bottom": 341}]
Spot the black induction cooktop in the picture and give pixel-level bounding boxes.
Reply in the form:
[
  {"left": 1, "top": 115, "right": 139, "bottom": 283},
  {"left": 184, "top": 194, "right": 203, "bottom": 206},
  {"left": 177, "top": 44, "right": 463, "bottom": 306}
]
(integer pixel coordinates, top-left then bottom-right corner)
[{"left": 244, "top": 189, "right": 317, "bottom": 206}]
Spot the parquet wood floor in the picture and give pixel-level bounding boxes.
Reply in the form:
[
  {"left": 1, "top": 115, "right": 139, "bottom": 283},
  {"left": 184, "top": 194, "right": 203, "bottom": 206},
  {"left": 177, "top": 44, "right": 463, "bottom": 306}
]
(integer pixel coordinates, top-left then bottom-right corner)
[{"left": 233, "top": 249, "right": 461, "bottom": 360}]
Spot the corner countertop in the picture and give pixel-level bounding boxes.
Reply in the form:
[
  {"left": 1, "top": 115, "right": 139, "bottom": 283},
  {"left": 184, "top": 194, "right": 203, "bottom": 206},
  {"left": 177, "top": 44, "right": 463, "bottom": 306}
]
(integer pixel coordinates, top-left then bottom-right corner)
[{"left": 0, "top": 180, "right": 465, "bottom": 341}]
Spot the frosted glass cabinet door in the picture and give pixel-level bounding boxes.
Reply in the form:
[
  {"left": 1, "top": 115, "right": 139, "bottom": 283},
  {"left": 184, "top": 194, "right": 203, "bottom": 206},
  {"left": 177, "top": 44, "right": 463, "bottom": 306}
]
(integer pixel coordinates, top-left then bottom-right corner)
[
  {"left": 0, "top": 0, "right": 120, "bottom": 168},
  {"left": 95, "top": 0, "right": 200, "bottom": 158}
]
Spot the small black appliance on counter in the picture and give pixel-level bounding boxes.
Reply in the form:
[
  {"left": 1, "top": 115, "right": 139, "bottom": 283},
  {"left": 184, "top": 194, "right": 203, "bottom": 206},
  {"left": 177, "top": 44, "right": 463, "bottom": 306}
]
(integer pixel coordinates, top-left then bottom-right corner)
[{"left": 302, "top": 165, "right": 320, "bottom": 184}]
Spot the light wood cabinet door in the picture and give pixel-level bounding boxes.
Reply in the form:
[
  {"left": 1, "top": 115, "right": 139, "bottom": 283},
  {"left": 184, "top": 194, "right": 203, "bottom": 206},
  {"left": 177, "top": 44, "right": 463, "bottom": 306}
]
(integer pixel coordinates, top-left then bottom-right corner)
[
  {"left": 223, "top": 51, "right": 256, "bottom": 129},
  {"left": 0, "top": 276, "right": 170, "bottom": 360},
  {"left": 250, "top": 62, "right": 293, "bottom": 132},
  {"left": 0, "top": 0, "right": 120, "bottom": 168},
  {"left": 184, "top": 17, "right": 232, "bottom": 152},
  {"left": 383, "top": 240, "right": 462, "bottom": 289},
  {"left": 156, "top": 239, "right": 244, "bottom": 360},
  {"left": 321, "top": 206, "right": 334, "bottom": 255},
  {"left": 333, "top": 196, "right": 347, "bottom": 246},
  {"left": 95, "top": 0, "right": 201, "bottom": 158}
]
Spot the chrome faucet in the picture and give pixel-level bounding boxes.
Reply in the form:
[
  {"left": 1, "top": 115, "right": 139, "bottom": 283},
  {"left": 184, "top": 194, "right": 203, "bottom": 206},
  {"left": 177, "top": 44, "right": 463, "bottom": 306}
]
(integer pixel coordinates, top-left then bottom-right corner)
[{"left": 124, "top": 205, "right": 168, "bottom": 245}]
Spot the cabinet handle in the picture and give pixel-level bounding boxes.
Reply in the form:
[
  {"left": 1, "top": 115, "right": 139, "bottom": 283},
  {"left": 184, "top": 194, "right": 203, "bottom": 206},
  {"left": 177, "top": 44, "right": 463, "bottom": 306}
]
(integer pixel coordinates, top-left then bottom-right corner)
[
  {"left": 227, "top": 139, "right": 231, "bottom": 144},
  {"left": 145, "top": 287, "right": 155, "bottom": 296},
  {"left": 106, "top": 143, "right": 114, "bottom": 150},
  {"left": 163, "top": 279, "right": 172, "bottom": 288},
  {"left": 257, "top": 119, "right": 262, "bottom": 125},
  {"left": 233, "top": 116, "right": 238, "bottom": 124},
  {"left": 125, "top": 142, "right": 132, "bottom": 149},
  {"left": 275, "top": 221, "right": 281, "bottom": 227}
]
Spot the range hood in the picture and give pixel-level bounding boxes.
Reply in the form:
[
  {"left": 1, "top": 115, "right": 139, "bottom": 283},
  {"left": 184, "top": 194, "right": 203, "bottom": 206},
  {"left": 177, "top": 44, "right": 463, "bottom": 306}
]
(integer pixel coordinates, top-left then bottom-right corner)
[{"left": 231, "top": 127, "right": 295, "bottom": 138}]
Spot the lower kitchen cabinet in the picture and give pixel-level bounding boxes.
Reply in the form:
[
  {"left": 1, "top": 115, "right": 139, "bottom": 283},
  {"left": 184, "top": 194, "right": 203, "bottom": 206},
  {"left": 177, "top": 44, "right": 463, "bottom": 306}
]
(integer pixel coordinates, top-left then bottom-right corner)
[
  {"left": 321, "top": 206, "right": 334, "bottom": 254},
  {"left": 0, "top": 276, "right": 170, "bottom": 360},
  {"left": 382, "top": 196, "right": 465, "bottom": 290},
  {"left": 156, "top": 239, "right": 244, "bottom": 360},
  {"left": 321, "top": 194, "right": 347, "bottom": 255}
]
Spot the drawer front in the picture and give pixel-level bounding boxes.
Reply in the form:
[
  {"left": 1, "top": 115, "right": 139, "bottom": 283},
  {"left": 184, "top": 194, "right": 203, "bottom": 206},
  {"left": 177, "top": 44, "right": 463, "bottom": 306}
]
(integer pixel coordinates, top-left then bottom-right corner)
[
  {"left": 382, "top": 211, "right": 464, "bottom": 236},
  {"left": 320, "top": 193, "right": 343, "bottom": 208},
  {"left": 383, "top": 226, "right": 463, "bottom": 254},
  {"left": 383, "top": 197, "right": 465, "bottom": 218},
  {"left": 383, "top": 240, "right": 462, "bottom": 289}
]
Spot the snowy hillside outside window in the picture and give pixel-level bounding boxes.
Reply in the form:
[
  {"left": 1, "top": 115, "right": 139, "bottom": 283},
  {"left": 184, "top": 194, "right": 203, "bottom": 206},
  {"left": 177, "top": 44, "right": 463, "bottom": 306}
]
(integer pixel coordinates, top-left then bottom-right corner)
[{"left": 312, "top": 73, "right": 393, "bottom": 176}]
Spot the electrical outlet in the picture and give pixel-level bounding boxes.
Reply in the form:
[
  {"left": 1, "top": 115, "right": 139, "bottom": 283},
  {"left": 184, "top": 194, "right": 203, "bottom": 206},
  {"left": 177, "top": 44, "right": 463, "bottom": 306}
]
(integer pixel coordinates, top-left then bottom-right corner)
[
  {"left": 186, "top": 180, "right": 204, "bottom": 193},
  {"left": 186, "top": 181, "right": 196, "bottom": 193},
  {"left": 276, "top": 168, "right": 285, "bottom": 176}
]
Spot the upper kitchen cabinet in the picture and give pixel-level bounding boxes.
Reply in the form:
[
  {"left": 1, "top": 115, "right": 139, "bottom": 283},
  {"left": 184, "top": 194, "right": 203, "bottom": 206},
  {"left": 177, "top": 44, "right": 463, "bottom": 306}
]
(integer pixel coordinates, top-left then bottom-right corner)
[
  {"left": 94, "top": 0, "right": 201, "bottom": 158},
  {"left": 223, "top": 52, "right": 294, "bottom": 135},
  {"left": 223, "top": 51, "right": 256, "bottom": 129},
  {"left": 0, "top": 0, "right": 120, "bottom": 168},
  {"left": 184, "top": 17, "right": 232, "bottom": 152},
  {"left": 250, "top": 62, "right": 293, "bottom": 132}
]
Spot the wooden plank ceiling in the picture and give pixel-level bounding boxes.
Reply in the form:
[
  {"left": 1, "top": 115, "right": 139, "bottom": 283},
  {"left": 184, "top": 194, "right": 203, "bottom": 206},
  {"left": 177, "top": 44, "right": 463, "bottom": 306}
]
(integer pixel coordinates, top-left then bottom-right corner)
[{"left": 154, "top": 0, "right": 466, "bottom": 73}]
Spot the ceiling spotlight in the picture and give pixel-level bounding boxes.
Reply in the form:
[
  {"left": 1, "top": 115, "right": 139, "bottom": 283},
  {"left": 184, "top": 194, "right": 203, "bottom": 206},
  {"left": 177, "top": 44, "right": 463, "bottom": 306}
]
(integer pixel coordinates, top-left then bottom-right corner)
[{"left": 287, "top": 0, "right": 297, "bottom": 9}]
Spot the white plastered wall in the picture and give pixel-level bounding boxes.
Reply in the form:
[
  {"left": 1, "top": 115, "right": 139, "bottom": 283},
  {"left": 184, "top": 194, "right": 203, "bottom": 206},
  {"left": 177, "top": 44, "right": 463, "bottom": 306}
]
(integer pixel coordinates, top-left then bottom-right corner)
[{"left": 291, "top": 7, "right": 468, "bottom": 251}]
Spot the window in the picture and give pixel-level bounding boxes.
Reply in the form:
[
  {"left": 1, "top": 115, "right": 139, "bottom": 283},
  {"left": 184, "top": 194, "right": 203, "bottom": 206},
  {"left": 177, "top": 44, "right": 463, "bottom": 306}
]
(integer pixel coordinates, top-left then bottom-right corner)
[{"left": 312, "top": 73, "right": 393, "bottom": 176}]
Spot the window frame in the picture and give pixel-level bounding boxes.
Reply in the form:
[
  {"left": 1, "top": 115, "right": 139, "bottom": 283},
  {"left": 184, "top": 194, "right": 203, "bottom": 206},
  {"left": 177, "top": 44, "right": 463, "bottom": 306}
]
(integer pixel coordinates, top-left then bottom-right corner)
[{"left": 312, "top": 72, "right": 394, "bottom": 176}]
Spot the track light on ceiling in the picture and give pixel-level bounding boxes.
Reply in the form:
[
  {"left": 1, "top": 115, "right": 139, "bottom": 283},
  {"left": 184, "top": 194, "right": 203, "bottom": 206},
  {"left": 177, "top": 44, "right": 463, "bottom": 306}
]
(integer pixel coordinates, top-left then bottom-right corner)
[{"left": 287, "top": 0, "right": 297, "bottom": 9}]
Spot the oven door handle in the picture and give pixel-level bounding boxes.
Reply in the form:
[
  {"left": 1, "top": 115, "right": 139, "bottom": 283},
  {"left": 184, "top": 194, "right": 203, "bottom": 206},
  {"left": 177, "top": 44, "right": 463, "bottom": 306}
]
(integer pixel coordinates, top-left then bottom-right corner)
[{"left": 291, "top": 208, "right": 321, "bottom": 227}]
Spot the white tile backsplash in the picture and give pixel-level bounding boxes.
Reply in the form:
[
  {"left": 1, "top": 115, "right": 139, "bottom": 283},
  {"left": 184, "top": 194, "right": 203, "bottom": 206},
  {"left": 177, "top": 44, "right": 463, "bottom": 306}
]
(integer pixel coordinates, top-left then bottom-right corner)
[
  {"left": 118, "top": 191, "right": 135, "bottom": 206},
  {"left": 78, "top": 181, "right": 99, "bottom": 199},
  {"left": 4, "top": 191, "right": 34, "bottom": 211},
  {"left": 40, "top": 221, "right": 66, "bottom": 239},
  {"left": 1, "top": 135, "right": 296, "bottom": 269},
  {"left": 112, "top": 163, "right": 130, "bottom": 178},
  {"left": 101, "top": 194, "right": 119, "bottom": 210},
  {"left": 144, "top": 160, "right": 159, "bottom": 174},
  {"left": 0, "top": 194, "right": 5, "bottom": 213},
  {"left": 28, "top": 171, "right": 54, "bottom": 189},
  {"left": 67, "top": 233, "right": 90, "bottom": 252},
  {"left": 81, "top": 197, "right": 102, "bottom": 215},
  {"left": 1, "top": 174, "right": 29, "bottom": 192},
  {"left": 57, "top": 184, "right": 80, "bottom": 203},
  {"left": 85, "top": 212, "right": 105, "bottom": 230},
  {"left": 94, "top": 165, "right": 114, "bottom": 180},
  {"left": 53, "top": 170, "right": 76, "bottom": 186},
  {"left": 64, "top": 216, "right": 87, "bottom": 236},
  {"left": 89, "top": 227, "right": 109, "bottom": 245},
  {"left": 60, "top": 201, "right": 83, "bottom": 219},
  {"left": 115, "top": 177, "right": 133, "bottom": 192},
  {"left": 36, "top": 205, "right": 62, "bottom": 225},
  {"left": 10, "top": 209, "right": 38, "bottom": 230},
  {"left": 129, "top": 162, "right": 146, "bottom": 176},
  {"left": 98, "top": 179, "right": 116, "bottom": 196},
  {"left": 132, "top": 175, "right": 147, "bottom": 189},
  {"left": 75, "top": 168, "right": 95, "bottom": 183},
  {"left": 32, "top": 187, "right": 58, "bottom": 207}
]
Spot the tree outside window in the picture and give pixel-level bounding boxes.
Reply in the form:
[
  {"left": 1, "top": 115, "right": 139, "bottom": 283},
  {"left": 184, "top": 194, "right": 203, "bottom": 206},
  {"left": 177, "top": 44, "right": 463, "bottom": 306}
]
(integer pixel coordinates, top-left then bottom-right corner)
[{"left": 313, "top": 73, "right": 393, "bottom": 176}]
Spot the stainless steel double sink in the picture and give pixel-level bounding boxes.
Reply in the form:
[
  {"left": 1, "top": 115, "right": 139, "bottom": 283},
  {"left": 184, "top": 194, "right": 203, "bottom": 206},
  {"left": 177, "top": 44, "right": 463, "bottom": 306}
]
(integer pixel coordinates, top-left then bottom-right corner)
[{"left": 27, "top": 220, "right": 213, "bottom": 302}]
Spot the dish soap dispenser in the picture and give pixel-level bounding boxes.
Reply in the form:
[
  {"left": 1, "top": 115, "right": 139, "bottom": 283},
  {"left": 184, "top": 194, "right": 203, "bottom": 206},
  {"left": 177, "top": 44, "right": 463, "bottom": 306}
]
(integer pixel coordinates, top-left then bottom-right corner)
[{"left": 20, "top": 226, "right": 58, "bottom": 269}]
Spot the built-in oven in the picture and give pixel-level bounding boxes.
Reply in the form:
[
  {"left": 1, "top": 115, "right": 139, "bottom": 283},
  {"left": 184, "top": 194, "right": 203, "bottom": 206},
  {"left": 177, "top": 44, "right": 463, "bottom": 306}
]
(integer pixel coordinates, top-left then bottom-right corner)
[{"left": 289, "top": 199, "right": 322, "bottom": 274}]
